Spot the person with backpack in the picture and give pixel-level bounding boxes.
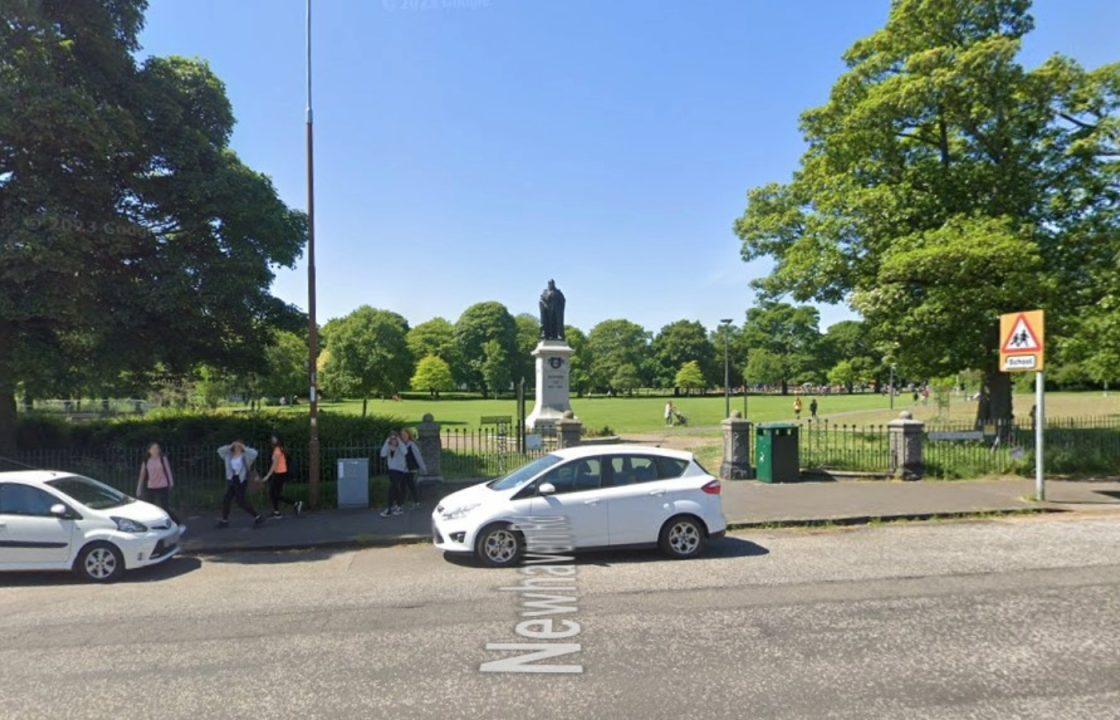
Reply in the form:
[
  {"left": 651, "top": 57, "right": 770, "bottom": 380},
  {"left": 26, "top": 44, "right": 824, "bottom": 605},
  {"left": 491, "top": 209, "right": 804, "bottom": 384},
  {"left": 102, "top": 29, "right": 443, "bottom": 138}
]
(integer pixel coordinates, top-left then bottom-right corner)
[
  {"left": 261, "top": 435, "right": 303, "bottom": 518},
  {"left": 136, "top": 442, "right": 179, "bottom": 524},
  {"left": 399, "top": 428, "right": 427, "bottom": 510},
  {"left": 379, "top": 431, "right": 407, "bottom": 517},
  {"left": 216, "top": 440, "right": 264, "bottom": 528}
]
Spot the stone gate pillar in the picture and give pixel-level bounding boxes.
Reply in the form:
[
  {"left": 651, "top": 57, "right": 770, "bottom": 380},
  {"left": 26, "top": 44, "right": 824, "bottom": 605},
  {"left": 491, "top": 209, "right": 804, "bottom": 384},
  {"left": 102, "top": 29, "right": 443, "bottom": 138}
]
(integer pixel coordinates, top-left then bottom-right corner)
[
  {"left": 556, "top": 411, "right": 583, "bottom": 449},
  {"left": 889, "top": 410, "right": 925, "bottom": 480},
  {"left": 721, "top": 411, "right": 754, "bottom": 480},
  {"left": 417, "top": 413, "right": 443, "bottom": 485}
]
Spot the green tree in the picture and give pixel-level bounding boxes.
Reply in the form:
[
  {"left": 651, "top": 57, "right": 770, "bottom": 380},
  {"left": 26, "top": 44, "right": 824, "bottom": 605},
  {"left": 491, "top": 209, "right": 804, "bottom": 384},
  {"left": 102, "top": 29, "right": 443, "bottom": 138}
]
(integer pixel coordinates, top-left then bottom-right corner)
[
  {"left": 514, "top": 313, "right": 541, "bottom": 390},
  {"left": 737, "top": 302, "right": 821, "bottom": 394},
  {"left": 652, "top": 320, "right": 718, "bottom": 388},
  {"left": 745, "top": 349, "right": 785, "bottom": 388},
  {"left": 827, "top": 360, "right": 859, "bottom": 393},
  {"left": 454, "top": 302, "right": 517, "bottom": 393},
  {"left": 736, "top": 0, "right": 1120, "bottom": 423},
  {"left": 565, "top": 325, "right": 592, "bottom": 396},
  {"left": 410, "top": 355, "right": 454, "bottom": 398},
  {"left": 0, "top": 1, "right": 306, "bottom": 449},
  {"left": 586, "top": 319, "right": 650, "bottom": 392},
  {"left": 674, "top": 361, "right": 707, "bottom": 395},
  {"left": 406, "top": 318, "right": 460, "bottom": 379},
  {"left": 480, "top": 340, "right": 512, "bottom": 398},
  {"left": 260, "top": 331, "right": 307, "bottom": 401},
  {"left": 193, "top": 365, "right": 230, "bottom": 409},
  {"left": 610, "top": 363, "right": 642, "bottom": 395},
  {"left": 319, "top": 307, "right": 412, "bottom": 416}
]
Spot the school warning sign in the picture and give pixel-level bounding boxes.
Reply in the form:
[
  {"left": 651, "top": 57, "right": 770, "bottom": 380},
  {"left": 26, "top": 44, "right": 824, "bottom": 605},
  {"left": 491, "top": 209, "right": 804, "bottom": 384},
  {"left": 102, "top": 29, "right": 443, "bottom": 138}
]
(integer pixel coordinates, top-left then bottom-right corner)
[{"left": 999, "top": 310, "right": 1045, "bottom": 372}]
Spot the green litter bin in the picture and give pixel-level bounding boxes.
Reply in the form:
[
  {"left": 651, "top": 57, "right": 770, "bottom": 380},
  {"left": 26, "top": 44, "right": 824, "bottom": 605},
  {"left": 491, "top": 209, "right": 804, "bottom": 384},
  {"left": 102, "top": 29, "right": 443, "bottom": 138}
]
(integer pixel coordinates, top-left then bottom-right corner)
[{"left": 755, "top": 423, "right": 800, "bottom": 483}]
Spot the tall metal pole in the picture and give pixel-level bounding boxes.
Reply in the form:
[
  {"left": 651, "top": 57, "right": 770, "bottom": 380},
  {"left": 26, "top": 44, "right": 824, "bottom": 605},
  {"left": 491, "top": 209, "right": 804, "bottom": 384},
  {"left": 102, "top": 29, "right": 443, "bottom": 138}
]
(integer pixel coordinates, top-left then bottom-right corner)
[
  {"left": 305, "top": 0, "right": 321, "bottom": 508},
  {"left": 720, "top": 319, "right": 732, "bottom": 418},
  {"left": 1035, "top": 370, "right": 1045, "bottom": 501},
  {"left": 889, "top": 365, "right": 895, "bottom": 410}
]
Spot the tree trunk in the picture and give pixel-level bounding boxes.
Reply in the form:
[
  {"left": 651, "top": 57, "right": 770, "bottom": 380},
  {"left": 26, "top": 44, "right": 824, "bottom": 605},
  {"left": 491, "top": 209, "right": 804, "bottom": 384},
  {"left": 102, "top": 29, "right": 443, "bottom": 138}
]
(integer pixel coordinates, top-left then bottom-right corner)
[
  {"left": 976, "top": 367, "right": 1013, "bottom": 427},
  {"left": 362, "top": 397, "right": 368, "bottom": 417},
  {"left": 780, "top": 379, "right": 788, "bottom": 395}
]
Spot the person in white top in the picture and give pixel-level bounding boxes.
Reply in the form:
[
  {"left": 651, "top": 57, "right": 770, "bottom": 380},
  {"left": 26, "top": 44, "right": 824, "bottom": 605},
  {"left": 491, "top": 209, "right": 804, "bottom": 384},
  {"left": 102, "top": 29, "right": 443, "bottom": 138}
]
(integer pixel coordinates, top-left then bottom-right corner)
[
  {"left": 399, "top": 429, "right": 427, "bottom": 510},
  {"left": 379, "top": 432, "right": 408, "bottom": 517},
  {"left": 216, "top": 441, "right": 263, "bottom": 528},
  {"left": 665, "top": 401, "right": 675, "bottom": 426}
]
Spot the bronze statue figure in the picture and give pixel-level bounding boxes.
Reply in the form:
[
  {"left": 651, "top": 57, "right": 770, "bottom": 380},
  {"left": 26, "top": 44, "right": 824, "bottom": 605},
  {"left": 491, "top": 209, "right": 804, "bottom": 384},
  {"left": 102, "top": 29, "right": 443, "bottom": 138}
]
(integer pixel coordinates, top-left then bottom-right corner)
[{"left": 539, "top": 279, "right": 566, "bottom": 340}]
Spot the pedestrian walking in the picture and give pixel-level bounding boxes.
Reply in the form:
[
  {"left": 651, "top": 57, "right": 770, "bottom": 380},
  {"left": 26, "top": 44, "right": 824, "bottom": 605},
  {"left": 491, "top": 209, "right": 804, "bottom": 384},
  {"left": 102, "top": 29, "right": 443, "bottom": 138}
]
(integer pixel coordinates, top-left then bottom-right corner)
[
  {"left": 400, "top": 429, "right": 427, "bottom": 510},
  {"left": 136, "top": 442, "right": 179, "bottom": 524},
  {"left": 261, "top": 435, "right": 303, "bottom": 518},
  {"left": 793, "top": 396, "right": 803, "bottom": 420},
  {"left": 664, "top": 401, "right": 674, "bottom": 426},
  {"left": 216, "top": 440, "right": 263, "bottom": 528},
  {"left": 379, "top": 431, "right": 408, "bottom": 517},
  {"left": 809, "top": 398, "right": 819, "bottom": 419}
]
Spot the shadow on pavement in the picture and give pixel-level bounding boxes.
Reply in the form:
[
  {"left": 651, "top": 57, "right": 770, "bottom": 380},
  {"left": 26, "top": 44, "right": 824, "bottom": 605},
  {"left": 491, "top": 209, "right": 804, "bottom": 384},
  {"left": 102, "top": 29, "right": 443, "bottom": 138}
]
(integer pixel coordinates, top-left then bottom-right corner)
[
  {"left": 441, "top": 535, "right": 770, "bottom": 569},
  {"left": 199, "top": 547, "right": 350, "bottom": 565},
  {"left": 0, "top": 555, "right": 202, "bottom": 587}
]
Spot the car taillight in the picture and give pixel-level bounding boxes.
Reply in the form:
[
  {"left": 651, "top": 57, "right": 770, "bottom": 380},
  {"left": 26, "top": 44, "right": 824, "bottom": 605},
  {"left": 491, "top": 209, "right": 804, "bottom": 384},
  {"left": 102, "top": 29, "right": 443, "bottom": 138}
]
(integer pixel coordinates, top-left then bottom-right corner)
[{"left": 701, "top": 479, "right": 721, "bottom": 495}]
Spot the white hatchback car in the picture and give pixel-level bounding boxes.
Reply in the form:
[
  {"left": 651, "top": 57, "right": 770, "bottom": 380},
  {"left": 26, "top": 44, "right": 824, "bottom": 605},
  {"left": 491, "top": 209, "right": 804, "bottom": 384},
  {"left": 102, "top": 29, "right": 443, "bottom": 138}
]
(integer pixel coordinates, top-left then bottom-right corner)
[
  {"left": 0, "top": 470, "right": 185, "bottom": 582},
  {"left": 432, "top": 445, "right": 726, "bottom": 567}
]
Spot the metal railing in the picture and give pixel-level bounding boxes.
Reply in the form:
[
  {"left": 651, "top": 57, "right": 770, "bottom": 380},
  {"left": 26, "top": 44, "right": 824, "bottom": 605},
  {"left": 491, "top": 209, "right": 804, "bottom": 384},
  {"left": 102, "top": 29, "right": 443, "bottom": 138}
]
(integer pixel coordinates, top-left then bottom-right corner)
[{"left": 798, "top": 419, "right": 891, "bottom": 472}]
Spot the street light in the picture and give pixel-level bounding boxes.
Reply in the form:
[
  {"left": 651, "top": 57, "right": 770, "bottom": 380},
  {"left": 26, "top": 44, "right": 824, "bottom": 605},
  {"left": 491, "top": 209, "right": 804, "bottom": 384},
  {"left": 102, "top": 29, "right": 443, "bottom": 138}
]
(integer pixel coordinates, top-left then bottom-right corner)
[
  {"left": 305, "top": 0, "right": 321, "bottom": 507},
  {"left": 720, "top": 319, "right": 733, "bottom": 418},
  {"left": 889, "top": 363, "right": 897, "bottom": 410}
]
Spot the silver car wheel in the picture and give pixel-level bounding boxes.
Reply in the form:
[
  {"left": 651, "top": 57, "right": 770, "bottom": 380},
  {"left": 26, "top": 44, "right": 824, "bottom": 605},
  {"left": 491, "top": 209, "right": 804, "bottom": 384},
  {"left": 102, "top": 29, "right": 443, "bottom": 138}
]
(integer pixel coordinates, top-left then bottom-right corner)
[
  {"left": 668, "top": 521, "right": 701, "bottom": 556},
  {"left": 483, "top": 529, "right": 518, "bottom": 564},
  {"left": 85, "top": 547, "right": 118, "bottom": 579}
]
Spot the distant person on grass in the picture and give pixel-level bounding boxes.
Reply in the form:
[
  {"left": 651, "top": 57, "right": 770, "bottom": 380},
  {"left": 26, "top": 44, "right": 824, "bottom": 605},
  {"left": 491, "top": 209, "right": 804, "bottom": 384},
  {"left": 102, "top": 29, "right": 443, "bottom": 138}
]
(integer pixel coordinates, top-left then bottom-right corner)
[
  {"left": 664, "top": 401, "right": 674, "bottom": 426},
  {"left": 809, "top": 398, "right": 818, "bottom": 419},
  {"left": 400, "top": 429, "right": 427, "bottom": 510},
  {"left": 793, "top": 397, "right": 803, "bottom": 420},
  {"left": 136, "top": 442, "right": 178, "bottom": 524},
  {"left": 380, "top": 431, "right": 408, "bottom": 517},
  {"left": 217, "top": 440, "right": 263, "bottom": 528},
  {"left": 261, "top": 435, "right": 303, "bottom": 518}
]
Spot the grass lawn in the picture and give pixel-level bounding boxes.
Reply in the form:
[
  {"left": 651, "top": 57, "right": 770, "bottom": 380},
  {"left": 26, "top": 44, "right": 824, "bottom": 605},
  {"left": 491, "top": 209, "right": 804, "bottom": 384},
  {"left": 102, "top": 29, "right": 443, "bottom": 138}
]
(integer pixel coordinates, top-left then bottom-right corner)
[{"left": 296, "top": 390, "right": 1120, "bottom": 435}]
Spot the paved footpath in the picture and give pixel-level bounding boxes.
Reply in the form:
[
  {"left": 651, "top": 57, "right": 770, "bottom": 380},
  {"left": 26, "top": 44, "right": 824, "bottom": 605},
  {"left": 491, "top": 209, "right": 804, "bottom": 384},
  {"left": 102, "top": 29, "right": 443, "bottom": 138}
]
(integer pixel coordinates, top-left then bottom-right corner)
[
  {"left": 180, "top": 477, "right": 1120, "bottom": 553},
  {"left": 3, "top": 514, "right": 1119, "bottom": 719}
]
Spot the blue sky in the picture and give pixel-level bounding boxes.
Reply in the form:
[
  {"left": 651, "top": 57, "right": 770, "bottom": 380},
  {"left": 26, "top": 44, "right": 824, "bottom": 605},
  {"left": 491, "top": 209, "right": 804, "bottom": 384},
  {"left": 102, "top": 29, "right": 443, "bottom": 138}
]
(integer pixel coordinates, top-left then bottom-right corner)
[{"left": 138, "top": 0, "right": 1119, "bottom": 333}]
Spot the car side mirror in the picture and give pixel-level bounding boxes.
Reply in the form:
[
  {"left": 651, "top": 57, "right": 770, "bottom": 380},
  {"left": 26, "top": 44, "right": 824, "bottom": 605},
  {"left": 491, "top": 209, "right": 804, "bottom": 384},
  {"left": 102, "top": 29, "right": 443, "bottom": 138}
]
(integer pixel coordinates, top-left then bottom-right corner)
[
  {"left": 49, "top": 503, "right": 69, "bottom": 518},
  {"left": 538, "top": 482, "right": 557, "bottom": 496}
]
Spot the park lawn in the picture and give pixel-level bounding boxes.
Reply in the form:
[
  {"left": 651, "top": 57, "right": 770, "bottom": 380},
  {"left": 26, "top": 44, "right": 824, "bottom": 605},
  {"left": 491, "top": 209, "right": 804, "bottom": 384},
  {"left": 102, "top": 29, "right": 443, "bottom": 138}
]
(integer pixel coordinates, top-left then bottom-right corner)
[
  {"left": 272, "top": 391, "right": 1119, "bottom": 436},
  {"left": 305, "top": 393, "right": 895, "bottom": 433}
]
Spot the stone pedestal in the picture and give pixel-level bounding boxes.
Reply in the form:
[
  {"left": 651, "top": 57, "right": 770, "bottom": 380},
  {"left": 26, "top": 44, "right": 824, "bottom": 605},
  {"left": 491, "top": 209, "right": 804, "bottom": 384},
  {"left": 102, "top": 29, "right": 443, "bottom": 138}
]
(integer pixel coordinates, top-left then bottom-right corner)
[
  {"left": 889, "top": 411, "right": 925, "bottom": 480},
  {"left": 556, "top": 411, "right": 583, "bottom": 449},
  {"left": 720, "top": 412, "right": 754, "bottom": 480},
  {"left": 416, "top": 413, "right": 443, "bottom": 484},
  {"left": 525, "top": 339, "right": 574, "bottom": 432}
]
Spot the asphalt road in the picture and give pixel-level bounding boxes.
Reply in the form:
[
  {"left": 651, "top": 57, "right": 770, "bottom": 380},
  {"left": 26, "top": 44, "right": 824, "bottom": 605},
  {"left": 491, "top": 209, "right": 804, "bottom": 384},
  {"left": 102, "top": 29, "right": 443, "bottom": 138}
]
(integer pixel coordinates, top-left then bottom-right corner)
[{"left": 2, "top": 513, "right": 1119, "bottom": 720}]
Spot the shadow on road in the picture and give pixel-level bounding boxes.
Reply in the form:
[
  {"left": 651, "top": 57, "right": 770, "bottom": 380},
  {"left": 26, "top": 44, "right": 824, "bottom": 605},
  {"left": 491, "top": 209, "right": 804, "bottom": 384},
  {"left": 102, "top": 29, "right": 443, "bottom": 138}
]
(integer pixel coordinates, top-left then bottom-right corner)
[
  {"left": 442, "top": 535, "right": 770, "bottom": 569},
  {"left": 0, "top": 555, "right": 202, "bottom": 587},
  {"left": 199, "top": 547, "right": 349, "bottom": 565}
]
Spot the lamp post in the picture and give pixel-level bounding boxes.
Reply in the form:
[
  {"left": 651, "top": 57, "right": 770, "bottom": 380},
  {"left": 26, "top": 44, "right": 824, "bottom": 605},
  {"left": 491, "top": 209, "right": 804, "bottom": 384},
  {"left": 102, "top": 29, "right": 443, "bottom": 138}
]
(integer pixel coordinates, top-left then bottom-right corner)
[
  {"left": 720, "top": 319, "right": 733, "bottom": 418},
  {"left": 305, "top": 0, "right": 321, "bottom": 507},
  {"left": 889, "top": 363, "right": 897, "bottom": 410}
]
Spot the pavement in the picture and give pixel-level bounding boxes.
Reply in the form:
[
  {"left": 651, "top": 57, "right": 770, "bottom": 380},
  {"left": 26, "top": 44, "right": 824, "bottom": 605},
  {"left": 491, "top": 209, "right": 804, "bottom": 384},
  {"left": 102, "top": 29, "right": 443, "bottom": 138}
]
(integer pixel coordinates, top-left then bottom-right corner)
[
  {"left": 3, "top": 514, "right": 1119, "bottom": 719},
  {"left": 178, "top": 477, "right": 1120, "bottom": 554}
]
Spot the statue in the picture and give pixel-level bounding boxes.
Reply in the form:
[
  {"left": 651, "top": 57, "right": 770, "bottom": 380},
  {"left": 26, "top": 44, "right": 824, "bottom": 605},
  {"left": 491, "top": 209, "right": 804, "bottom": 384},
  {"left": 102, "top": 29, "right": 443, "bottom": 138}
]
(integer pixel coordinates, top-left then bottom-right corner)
[{"left": 538, "top": 279, "right": 566, "bottom": 340}]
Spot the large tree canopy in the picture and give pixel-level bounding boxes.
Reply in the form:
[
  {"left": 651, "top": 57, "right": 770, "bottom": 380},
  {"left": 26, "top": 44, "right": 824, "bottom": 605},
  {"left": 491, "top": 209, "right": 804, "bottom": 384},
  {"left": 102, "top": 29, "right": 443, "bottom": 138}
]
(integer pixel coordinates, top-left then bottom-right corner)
[
  {"left": 0, "top": 0, "right": 306, "bottom": 447},
  {"left": 735, "top": 0, "right": 1119, "bottom": 422}
]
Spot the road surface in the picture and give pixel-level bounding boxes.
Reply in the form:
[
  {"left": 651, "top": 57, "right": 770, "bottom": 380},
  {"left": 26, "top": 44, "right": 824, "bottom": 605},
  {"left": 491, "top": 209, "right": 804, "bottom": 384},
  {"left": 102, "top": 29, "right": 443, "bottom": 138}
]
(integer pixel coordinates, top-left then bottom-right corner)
[{"left": 2, "top": 513, "right": 1118, "bottom": 719}]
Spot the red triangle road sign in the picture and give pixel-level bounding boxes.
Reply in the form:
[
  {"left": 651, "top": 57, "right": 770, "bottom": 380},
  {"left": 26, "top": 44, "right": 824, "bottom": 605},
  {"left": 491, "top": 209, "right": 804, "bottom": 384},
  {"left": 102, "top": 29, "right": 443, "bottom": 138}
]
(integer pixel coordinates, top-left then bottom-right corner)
[{"left": 1001, "top": 314, "right": 1042, "bottom": 354}]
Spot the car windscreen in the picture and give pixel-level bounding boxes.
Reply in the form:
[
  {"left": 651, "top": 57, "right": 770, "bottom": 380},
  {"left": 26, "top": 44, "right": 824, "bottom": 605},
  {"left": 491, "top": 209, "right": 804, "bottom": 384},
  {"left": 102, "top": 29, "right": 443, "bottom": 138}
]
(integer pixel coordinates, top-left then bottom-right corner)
[
  {"left": 487, "top": 454, "right": 562, "bottom": 491},
  {"left": 46, "top": 475, "right": 130, "bottom": 510}
]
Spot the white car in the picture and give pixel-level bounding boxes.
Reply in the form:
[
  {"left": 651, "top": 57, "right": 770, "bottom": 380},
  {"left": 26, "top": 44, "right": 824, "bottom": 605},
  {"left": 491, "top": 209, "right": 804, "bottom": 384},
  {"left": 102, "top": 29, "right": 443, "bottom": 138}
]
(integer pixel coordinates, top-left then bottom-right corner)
[
  {"left": 432, "top": 445, "right": 726, "bottom": 567},
  {"left": 0, "top": 470, "right": 185, "bottom": 582}
]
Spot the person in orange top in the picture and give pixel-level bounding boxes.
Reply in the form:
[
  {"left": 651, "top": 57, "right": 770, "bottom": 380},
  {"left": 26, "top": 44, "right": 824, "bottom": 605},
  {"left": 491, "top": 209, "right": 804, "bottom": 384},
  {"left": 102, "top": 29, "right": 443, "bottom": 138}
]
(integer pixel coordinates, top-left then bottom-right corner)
[{"left": 262, "top": 435, "right": 303, "bottom": 518}]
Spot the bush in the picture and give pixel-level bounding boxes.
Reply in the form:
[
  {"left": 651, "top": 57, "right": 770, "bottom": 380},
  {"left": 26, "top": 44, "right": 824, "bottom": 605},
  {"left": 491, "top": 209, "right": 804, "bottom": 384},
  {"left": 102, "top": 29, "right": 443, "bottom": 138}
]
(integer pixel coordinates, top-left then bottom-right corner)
[{"left": 15, "top": 409, "right": 405, "bottom": 451}]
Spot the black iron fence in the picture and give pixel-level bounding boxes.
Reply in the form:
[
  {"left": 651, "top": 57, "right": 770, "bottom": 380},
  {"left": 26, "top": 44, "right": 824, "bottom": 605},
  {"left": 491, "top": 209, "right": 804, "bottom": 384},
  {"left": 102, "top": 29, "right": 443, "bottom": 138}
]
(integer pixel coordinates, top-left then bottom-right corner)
[
  {"left": 440, "top": 426, "right": 551, "bottom": 479},
  {"left": 798, "top": 419, "right": 891, "bottom": 472},
  {"left": 797, "top": 415, "right": 1120, "bottom": 478}
]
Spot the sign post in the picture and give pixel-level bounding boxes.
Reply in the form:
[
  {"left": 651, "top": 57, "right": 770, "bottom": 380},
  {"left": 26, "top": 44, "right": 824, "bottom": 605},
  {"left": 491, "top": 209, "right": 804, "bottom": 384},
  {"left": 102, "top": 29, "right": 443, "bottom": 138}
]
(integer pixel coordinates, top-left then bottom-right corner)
[{"left": 999, "top": 310, "right": 1045, "bottom": 501}]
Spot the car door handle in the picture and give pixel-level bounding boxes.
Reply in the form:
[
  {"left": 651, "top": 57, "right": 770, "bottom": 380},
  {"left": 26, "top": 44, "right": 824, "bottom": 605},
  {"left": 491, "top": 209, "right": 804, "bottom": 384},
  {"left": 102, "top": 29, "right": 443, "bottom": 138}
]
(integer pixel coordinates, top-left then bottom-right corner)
[
  {"left": 583, "top": 500, "right": 599, "bottom": 505},
  {"left": 648, "top": 490, "right": 666, "bottom": 497}
]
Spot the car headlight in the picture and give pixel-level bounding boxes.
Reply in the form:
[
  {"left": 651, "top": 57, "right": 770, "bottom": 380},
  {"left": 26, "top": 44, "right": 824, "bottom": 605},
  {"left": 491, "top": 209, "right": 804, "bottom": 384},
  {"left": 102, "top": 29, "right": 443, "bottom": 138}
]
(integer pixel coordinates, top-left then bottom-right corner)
[
  {"left": 441, "top": 503, "right": 480, "bottom": 520},
  {"left": 112, "top": 517, "right": 149, "bottom": 533}
]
